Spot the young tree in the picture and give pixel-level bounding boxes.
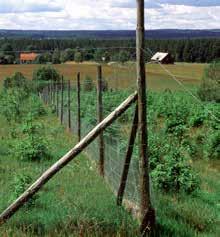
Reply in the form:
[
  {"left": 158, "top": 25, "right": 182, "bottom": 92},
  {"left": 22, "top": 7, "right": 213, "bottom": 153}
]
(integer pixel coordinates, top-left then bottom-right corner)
[
  {"left": 74, "top": 51, "right": 83, "bottom": 63},
  {"left": 52, "top": 49, "right": 61, "bottom": 64}
]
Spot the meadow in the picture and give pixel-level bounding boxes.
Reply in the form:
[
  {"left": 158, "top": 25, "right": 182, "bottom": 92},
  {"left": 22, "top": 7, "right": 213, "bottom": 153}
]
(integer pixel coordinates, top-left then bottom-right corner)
[{"left": 0, "top": 63, "right": 206, "bottom": 90}]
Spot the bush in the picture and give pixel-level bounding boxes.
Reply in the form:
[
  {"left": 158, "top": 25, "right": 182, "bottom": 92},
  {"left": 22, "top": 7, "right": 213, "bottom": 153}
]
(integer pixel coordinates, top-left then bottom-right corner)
[
  {"left": 204, "top": 132, "right": 220, "bottom": 160},
  {"left": 3, "top": 72, "right": 31, "bottom": 93},
  {"left": 0, "top": 89, "right": 24, "bottom": 123},
  {"left": 151, "top": 149, "right": 200, "bottom": 193},
  {"left": 14, "top": 115, "right": 51, "bottom": 161},
  {"left": 11, "top": 174, "right": 37, "bottom": 207},
  {"left": 198, "top": 61, "right": 220, "bottom": 102},
  {"left": 33, "top": 66, "right": 61, "bottom": 91}
]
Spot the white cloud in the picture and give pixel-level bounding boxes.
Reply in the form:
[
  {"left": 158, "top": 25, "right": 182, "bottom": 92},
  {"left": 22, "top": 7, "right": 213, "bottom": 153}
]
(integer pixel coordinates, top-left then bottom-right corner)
[{"left": 0, "top": 0, "right": 219, "bottom": 30}]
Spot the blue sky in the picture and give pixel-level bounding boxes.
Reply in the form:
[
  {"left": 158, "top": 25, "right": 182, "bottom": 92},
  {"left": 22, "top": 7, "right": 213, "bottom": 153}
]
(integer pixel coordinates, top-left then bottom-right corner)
[{"left": 0, "top": 0, "right": 219, "bottom": 30}]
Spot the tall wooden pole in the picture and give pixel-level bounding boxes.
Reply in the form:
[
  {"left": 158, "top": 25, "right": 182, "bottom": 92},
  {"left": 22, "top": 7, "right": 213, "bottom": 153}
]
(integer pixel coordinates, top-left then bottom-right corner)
[
  {"left": 56, "top": 82, "right": 59, "bottom": 117},
  {"left": 60, "top": 76, "right": 64, "bottom": 124},
  {"left": 77, "top": 73, "right": 81, "bottom": 141},
  {"left": 136, "top": 0, "right": 155, "bottom": 235},
  {"left": 97, "top": 65, "right": 105, "bottom": 177},
  {"left": 67, "top": 80, "right": 71, "bottom": 131}
]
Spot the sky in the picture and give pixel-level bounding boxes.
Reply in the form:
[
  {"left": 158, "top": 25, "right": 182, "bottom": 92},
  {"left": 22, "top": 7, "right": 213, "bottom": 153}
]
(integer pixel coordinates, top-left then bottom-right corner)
[{"left": 0, "top": 0, "right": 219, "bottom": 30}]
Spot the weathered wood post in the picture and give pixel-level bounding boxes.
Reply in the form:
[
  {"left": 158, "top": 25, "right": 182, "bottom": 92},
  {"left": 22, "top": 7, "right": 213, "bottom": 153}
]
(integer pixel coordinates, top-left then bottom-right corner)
[
  {"left": 77, "top": 73, "right": 81, "bottom": 141},
  {"left": 56, "top": 81, "right": 59, "bottom": 117},
  {"left": 136, "top": 0, "right": 155, "bottom": 235},
  {"left": 67, "top": 80, "right": 71, "bottom": 131},
  {"left": 117, "top": 105, "right": 138, "bottom": 206},
  {"left": 97, "top": 65, "right": 105, "bottom": 177},
  {"left": 60, "top": 76, "right": 64, "bottom": 124}
]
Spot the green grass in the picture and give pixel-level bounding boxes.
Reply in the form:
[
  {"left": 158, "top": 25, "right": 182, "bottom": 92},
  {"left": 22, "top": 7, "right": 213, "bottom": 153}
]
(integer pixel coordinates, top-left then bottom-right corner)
[{"left": 0, "top": 114, "right": 138, "bottom": 236}]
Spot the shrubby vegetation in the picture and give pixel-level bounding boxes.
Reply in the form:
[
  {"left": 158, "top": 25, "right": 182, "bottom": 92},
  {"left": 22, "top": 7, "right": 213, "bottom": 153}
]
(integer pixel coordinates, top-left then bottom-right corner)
[{"left": 198, "top": 61, "right": 220, "bottom": 102}]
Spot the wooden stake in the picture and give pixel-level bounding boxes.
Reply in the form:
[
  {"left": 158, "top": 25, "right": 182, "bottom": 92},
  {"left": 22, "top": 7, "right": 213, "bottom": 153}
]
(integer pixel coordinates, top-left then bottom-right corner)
[
  {"left": 77, "top": 73, "right": 81, "bottom": 141},
  {"left": 97, "top": 65, "right": 105, "bottom": 177},
  {"left": 117, "top": 105, "right": 138, "bottom": 206},
  {"left": 56, "top": 82, "right": 59, "bottom": 117},
  {"left": 68, "top": 80, "right": 71, "bottom": 131},
  {"left": 60, "top": 76, "right": 64, "bottom": 124},
  {"left": 0, "top": 92, "right": 137, "bottom": 225},
  {"left": 136, "top": 0, "right": 155, "bottom": 234}
]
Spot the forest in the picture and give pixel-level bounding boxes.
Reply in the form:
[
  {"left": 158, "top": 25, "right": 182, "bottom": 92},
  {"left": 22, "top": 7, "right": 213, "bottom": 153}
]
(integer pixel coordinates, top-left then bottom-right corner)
[{"left": 0, "top": 38, "right": 219, "bottom": 64}]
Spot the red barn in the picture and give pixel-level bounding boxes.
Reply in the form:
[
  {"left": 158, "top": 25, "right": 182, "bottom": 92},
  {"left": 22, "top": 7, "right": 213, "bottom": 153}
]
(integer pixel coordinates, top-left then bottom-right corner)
[{"left": 20, "top": 53, "right": 38, "bottom": 64}]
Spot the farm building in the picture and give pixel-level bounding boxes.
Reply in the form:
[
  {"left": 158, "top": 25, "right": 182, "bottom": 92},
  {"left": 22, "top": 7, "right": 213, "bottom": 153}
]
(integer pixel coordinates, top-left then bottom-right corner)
[
  {"left": 151, "top": 52, "right": 174, "bottom": 64},
  {"left": 20, "top": 53, "right": 38, "bottom": 64}
]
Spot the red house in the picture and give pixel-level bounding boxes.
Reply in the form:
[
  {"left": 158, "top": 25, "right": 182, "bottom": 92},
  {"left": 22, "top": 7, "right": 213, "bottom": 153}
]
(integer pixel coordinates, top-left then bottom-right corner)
[{"left": 20, "top": 53, "right": 38, "bottom": 64}]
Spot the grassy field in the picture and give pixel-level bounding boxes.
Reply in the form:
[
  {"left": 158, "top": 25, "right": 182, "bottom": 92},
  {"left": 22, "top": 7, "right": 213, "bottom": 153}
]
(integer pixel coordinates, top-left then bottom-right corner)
[
  {"left": 0, "top": 63, "right": 206, "bottom": 90},
  {"left": 0, "top": 111, "right": 138, "bottom": 236}
]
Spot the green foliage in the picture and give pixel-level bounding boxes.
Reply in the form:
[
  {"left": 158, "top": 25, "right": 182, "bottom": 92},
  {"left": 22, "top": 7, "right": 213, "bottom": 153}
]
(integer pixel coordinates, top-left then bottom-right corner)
[
  {"left": 74, "top": 51, "right": 83, "bottom": 63},
  {"left": 204, "top": 132, "right": 220, "bottom": 160},
  {"left": 0, "top": 89, "right": 25, "bottom": 123},
  {"left": 33, "top": 66, "right": 61, "bottom": 91},
  {"left": 151, "top": 148, "right": 200, "bottom": 193},
  {"left": 14, "top": 115, "right": 50, "bottom": 162},
  {"left": 3, "top": 72, "right": 30, "bottom": 91},
  {"left": 198, "top": 61, "right": 220, "bottom": 102},
  {"left": 52, "top": 48, "right": 61, "bottom": 64},
  {"left": 11, "top": 174, "right": 37, "bottom": 207}
]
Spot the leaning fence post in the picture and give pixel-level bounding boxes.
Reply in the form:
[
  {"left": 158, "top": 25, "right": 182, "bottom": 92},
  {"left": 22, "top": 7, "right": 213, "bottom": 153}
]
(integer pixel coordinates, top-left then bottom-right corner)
[
  {"left": 117, "top": 105, "right": 138, "bottom": 206},
  {"left": 97, "top": 65, "right": 105, "bottom": 177},
  {"left": 67, "top": 80, "right": 71, "bottom": 131},
  {"left": 60, "top": 76, "right": 64, "bottom": 124},
  {"left": 77, "top": 73, "right": 81, "bottom": 141}
]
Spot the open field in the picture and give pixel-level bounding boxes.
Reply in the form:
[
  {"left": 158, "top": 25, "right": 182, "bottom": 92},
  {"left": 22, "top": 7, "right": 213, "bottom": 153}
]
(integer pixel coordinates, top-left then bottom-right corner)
[{"left": 0, "top": 63, "right": 206, "bottom": 90}]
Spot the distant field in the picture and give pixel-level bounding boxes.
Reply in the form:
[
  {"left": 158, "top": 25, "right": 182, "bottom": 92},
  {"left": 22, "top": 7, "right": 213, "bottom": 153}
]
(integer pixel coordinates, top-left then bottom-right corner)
[{"left": 0, "top": 63, "right": 206, "bottom": 90}]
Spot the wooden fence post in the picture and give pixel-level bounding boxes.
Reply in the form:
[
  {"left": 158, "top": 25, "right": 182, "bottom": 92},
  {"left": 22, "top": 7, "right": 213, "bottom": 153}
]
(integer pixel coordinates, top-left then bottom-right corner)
[
  {"left": 136, "top": 0, "right": 155, "bottom": 235},
  {"left": 56, "top": 81, "right": 59, "bottom": 117},
  {"left": 117, "top": 105, "right": 138, "bottom": 206},
  {"left": 77, "top": 73, "right": 81, "bottom": 141},
  {"left": 60, "top": 76, "right": 64, "bottom": 124},
  {"left": 67, "top": 80, "right": 71, "bottom": 131},
  {"left": 97, "top": 65, "right": 105, "bottom": 177}
]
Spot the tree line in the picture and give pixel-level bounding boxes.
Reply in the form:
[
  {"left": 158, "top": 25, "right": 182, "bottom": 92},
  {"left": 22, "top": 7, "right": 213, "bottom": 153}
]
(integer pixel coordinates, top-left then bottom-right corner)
[{"left": 0, "top": 38, "right": 219, "bottom": 64}]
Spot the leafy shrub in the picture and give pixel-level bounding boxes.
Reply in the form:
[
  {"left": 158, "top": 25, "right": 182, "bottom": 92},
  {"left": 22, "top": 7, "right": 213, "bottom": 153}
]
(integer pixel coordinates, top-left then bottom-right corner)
[
  {"left": 33, "top": 66, "right": 61, "bottom": 91},
  {"left": 198, "top": 61, "right": 220, "bottom": 102},
  {"left": 189, "top": 109, "right": 207, "bottom": 127},
  {"left": 11, "top": 174, "right": 37, "bottom": 207},
  {"left": 151, "top": 149, "right": 200, "bottom": 193},
  {"left": 0, "top": 90, "right": 23, "bottom": 123},
  {"left": 14, "top": 115, "right": 51, "bottom": 161},
  {"left": 83, "top": 76, "right": 95, "bottom": 91},
  {"left": 204, "top": 132, "right": 220, "bottom": 160},
  {"left": 3, "top": 72, "right": 30, "bottom": 92}
]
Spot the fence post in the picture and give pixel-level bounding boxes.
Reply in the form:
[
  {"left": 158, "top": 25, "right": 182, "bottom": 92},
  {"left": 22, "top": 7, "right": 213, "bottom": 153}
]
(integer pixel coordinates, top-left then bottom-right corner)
[
  {"left": 97, "top": 65, "right": 105, "bottom": 177},
  {"left": 136, "top": 0, "right": 155, "bottom": 235},
  {"left": 77, "top": 73, "right": 81, "bottom": 141},
  {"left": 117, "top": 105, "right": 138, "bottom": 206},
  {"left": 67, "top": 80, "right": 71, "bottom": 131},
  {"left": 47, "top": 83, "right": 50, "bottom": 104},
  {"left": 56, "top": 81, "right": 59, "bottom": 117},
  {"left": 60, "top": 76, "right": 64, "bottom": 124}
]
